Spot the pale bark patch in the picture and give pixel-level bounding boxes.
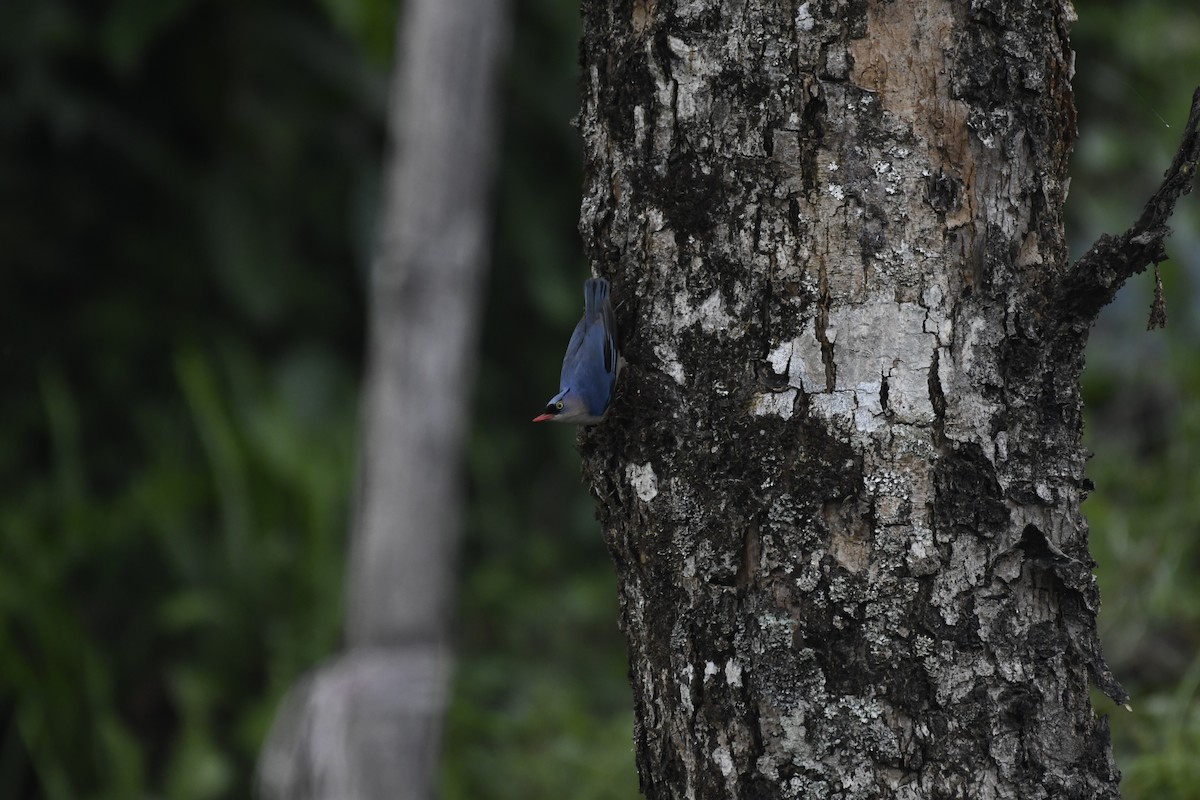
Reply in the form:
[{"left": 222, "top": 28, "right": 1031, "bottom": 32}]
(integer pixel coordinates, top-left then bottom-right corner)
[{"left": 627, "top": 462, "right": 660, "bottom": 502}]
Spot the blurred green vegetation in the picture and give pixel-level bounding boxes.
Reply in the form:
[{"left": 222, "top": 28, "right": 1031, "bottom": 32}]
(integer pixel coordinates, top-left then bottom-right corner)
[
  {"left": 1074, "top": 3, "right": 1200, "bottom": 798},
  {"left": 0, "top": 0, "right": 1196, "bottom": 798}
]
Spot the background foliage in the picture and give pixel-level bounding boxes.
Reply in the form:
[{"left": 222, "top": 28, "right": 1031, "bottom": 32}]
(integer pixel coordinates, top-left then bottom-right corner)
[
  {"left": 0, "top": 0, "right": 1196, "bottom": 798},
  {"left": 1072, "top": 5, "right": 1200, "bottom": 797}
]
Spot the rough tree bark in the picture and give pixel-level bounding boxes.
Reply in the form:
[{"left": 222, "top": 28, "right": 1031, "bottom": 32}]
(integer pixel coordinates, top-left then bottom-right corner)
[
  {"left": 579, "top": 1, "right": 1198, "bottom": 798},
  {"left": 257, "top": 1, "right": 507, "bottom": 798}
]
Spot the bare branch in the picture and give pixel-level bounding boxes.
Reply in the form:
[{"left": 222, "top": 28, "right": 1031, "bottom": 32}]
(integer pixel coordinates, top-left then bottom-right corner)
[{"left": 1057, "top": 86, "right": 1200, "bottom": 329}]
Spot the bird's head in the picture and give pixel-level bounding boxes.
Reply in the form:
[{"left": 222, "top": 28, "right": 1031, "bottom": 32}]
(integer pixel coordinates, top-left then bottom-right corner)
[{"left": 532, "top": 389, "right": 596, "bottom": 424}]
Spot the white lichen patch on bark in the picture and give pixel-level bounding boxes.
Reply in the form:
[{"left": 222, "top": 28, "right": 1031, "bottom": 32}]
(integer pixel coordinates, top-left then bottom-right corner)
[
  {"left": 654, "top": 343, "right": 687, "bottom": 385},
  {"left": 905, "top": 524, "right": 940, "bottom": 575},
  {"left": 712, "top": 745, "right": 734, "bottom": 777},
  {"left": 796, "top": 2, "right": 815, "bottom": 33},
  {"left": 763, "top": 322, "right": 826, "bottom": 394},
  {"left": 626, "top": 462, "right": 659, "bottom": 502},
  {"left": 724, "top": 659, "right": 743, "bottom": 688},
  {"left": 750, "top": 389, "right": 797, "bottom": 419},
  {"left": 757, "top": 301, "right": 945, "bottom": 434},
  {"left": 684, "top": 289, "right": 738, "bottom": 335}
]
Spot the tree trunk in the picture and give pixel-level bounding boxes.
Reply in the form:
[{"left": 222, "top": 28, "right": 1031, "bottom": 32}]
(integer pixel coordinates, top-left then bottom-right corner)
[
  {"left": 578, "top": 1, "right": 1145, "bottom": 796},
  {"left": 257, "top": 1, "right": 507, "bottom": 797}
]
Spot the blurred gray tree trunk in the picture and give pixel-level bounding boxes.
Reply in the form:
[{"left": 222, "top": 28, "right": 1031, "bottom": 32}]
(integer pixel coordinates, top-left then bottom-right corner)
[
  {"left": 574, "top": 2, "right": 1200, "bottom": 797},
  {"left": 257, "top": 0, "right": 508, "bottom": 798}
]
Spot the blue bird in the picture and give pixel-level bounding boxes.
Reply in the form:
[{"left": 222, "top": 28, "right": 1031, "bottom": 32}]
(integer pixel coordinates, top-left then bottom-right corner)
[{"left": 533, "top": 277, "right": 621, "bottom": 424}]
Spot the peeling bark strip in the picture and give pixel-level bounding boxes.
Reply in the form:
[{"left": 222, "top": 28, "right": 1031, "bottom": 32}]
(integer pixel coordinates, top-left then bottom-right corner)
[{"left": 571, "top": 2, "right": 1175, "bottom": 798}]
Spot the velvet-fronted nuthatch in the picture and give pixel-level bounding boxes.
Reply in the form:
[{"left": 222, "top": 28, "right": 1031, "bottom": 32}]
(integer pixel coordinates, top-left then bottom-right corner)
[{"left": 533, "top": 277, "right": 620, "bottom": 424}]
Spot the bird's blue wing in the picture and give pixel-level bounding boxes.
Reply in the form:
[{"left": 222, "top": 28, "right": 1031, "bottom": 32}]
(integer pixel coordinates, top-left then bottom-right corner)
[
  {"left": 557, "top": 278, "right": 619, "bottom": 419},
  {"left": 559, "top": 316, "right": 588, "bottom": 390},
  {"left": 561, "top": 278, "right": 612, "bottom": 388},
  {"left": 561, "top": 324, "right": 611, "bottom": 417}
]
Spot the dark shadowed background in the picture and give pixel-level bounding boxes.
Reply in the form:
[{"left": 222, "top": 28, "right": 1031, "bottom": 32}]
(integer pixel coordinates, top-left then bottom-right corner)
[{"left": 1, "top": 1, "right": 1197, "bottom": 797}]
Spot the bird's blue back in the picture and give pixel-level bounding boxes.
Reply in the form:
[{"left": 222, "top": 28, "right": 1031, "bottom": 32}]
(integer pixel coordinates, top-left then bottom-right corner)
[{"left": 560, "top": 278, "right": 617, "bottom": 418}]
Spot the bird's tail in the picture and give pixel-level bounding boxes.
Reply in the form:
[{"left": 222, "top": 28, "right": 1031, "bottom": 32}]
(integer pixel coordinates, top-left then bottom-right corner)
[{"left": 583, "top": 277, "right": 610, "bottom": 318}]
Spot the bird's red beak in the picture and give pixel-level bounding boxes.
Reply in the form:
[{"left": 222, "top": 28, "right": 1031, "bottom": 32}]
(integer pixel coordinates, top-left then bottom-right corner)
[{"left": 532, "top": 412, "right": 555, "bottom": 423}]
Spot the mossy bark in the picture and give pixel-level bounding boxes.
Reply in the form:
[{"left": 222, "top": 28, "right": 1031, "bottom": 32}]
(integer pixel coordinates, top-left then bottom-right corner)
[{"left": 578, "top": 1, "right": 1130, "bottom": 797}]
